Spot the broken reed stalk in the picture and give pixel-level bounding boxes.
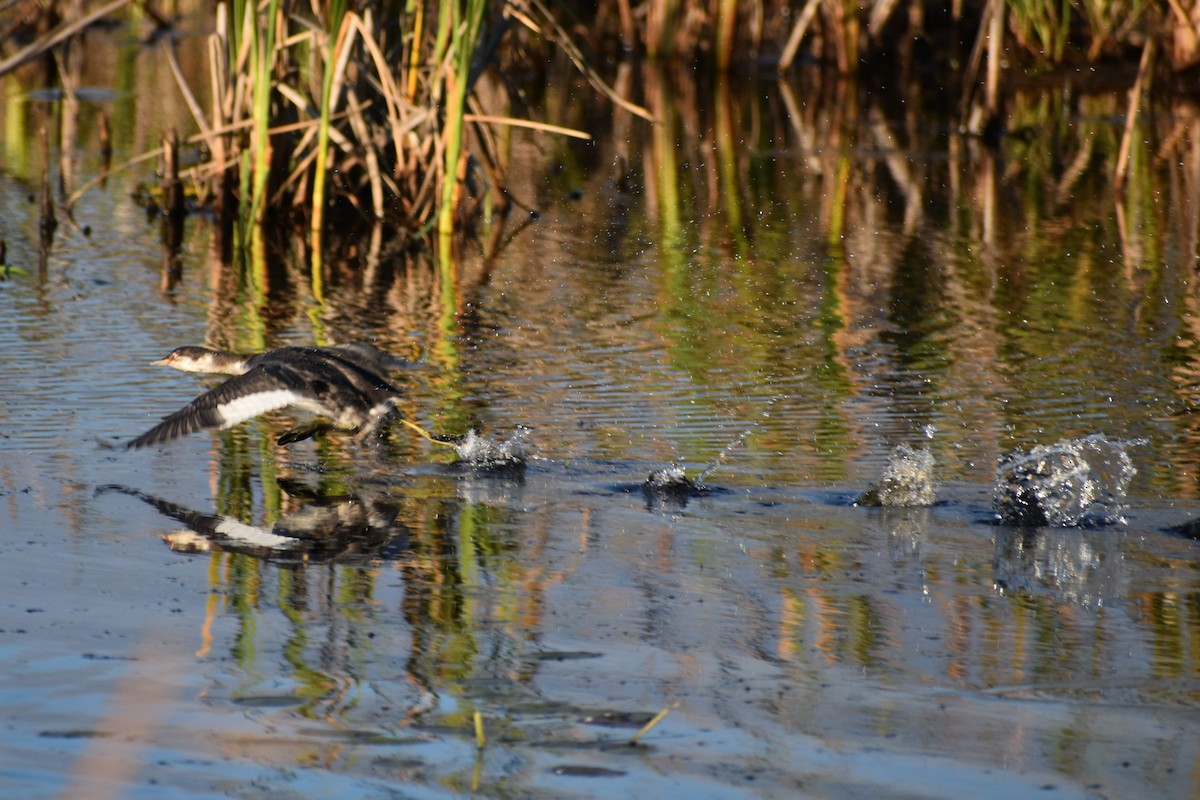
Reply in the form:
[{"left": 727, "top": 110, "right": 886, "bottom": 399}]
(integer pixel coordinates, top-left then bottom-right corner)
[
  {"left": 985, "top": 0, "right": 1005, "bottom": 114},
  {"left": 0, "top": 0, "right": 132, "bottom": 76},
  {"left": 98, "top": 111, "right": 111, "bottom": 173},
  {"left": 161, "top": 129, "right": 183, "bottom": 216},
  {"left": 1115, "top": 37, "right": 1155, "bottom": 191},
  {"left": 405, "top": 0, "right": 426, "bottom": 104},
  {"left": 714, "top": 0, "right": 737, "bottom": 70},
  {"left": 473, "top": 710, "right": 485, "bottom": 748},
  {"left": 628, "top": 705, "right": 672, "bottom": 746}
]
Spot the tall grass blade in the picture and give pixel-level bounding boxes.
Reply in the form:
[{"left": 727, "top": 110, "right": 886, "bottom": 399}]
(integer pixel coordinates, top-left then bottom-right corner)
[
  {"left": 438, "top": 0, "right": 488, "bottom": 240},
  {"left": 311, "top": 0, "right": 349, "bottom": 300}
]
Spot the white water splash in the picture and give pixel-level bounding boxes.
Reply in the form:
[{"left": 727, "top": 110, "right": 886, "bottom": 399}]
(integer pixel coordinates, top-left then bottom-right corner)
[
  {"left": 454, "top": 426, "right": 530, "bottom": 469},
  {"left": 857, "top": 444, "right": 937, "bottom": 507},
  {"left": 645, "top": 464, "right": 694, "bottom": 491},
  {"left": 993, "top": 434, "right": 1140, "bottom": 527}
]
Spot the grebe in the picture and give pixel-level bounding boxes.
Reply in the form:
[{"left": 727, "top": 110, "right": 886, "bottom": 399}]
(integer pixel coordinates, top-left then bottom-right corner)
[{"left": 129, "top": 343, "right": 412, "bottom": 449}]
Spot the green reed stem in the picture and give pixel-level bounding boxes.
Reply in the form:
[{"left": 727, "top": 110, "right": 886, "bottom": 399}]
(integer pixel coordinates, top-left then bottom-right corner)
[
  {"left": 437, "top": 0, "right": 487, "bottom": 241},
  {"left": 311, "top": 0, "right": 348, "bottom": 301},
  {"left": 248, "top": 0, "right": 279, "bottom": 227}
]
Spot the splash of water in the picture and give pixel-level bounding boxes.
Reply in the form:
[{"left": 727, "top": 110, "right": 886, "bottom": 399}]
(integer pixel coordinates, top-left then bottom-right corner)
[
  {"left": 642, "top": 397, "right": 781, "bottom": 494},
  {"left": 454, "top": 426, "right": 530, "bottom": 469},
  {"left": 992, "top": 434, "right": 1140, "bottom": 527},
  {"left": 857, "top": 444, "right": 937, "bottom": 507},
  {"left": 645, "top": 464, "right": 694, "bottom": 492}
]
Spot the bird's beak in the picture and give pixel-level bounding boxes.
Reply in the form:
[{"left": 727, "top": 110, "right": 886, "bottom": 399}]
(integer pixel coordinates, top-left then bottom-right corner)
[{"left": 150, "top": 358, "right": 170, "bottom": 366}]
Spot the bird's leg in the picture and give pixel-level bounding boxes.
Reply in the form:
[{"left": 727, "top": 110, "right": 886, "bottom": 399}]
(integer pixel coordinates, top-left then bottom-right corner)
[{"left": 399, "top": 418, "right": 463, "bottom": 447}]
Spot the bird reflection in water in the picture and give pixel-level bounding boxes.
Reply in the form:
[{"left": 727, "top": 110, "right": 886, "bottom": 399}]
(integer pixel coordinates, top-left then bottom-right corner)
[{"left": 96, "top": 481, "right": 411, "bottom": 562}]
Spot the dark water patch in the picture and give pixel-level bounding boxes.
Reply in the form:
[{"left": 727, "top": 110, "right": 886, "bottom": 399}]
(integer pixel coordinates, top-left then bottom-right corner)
[
  {"left": 526, "top": 736, "right": 662, "bottom": 753},
  {"left": 80, "top": 653, "right": 137, "bottom": 661},
  {"left": 549, "top": 764, "right": 627, "bottom": 777},
  {"left": 490, "top": 700, "right": 579, "bottom": 719},
  {"left": 369, "top": 754, "right": 427, "bottom": 771},
  {"left": 231, "top": 695, "right": 304, "bottom": 708},
  {"left": 591, "top": 465, "right": 738, "bottom": 511},
  {"left": 528, "top": 650, "right": 605, "bottom": 662},
  {"left": 295, "top": 727, "right": 428, "bottom": 745},
  {"left": 579, "top": 710, "right": 659, "bottom": 729},
  {"left": 25, "top": 87, "right": 120, "bottom": 103},
  {"left": 37, "top": 729, "right": 109, "bottom": 739},
  {"left": 977, "top": 679, "right": 1200, "bottom": 707},
  {"left": 1165, "top": 518, "right": 1200, "bottom": 541}
]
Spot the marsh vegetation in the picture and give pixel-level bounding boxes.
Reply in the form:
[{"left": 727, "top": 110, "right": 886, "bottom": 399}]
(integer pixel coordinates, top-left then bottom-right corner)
[{"left": 3, "top": 0, "right": 1196, "bottom": 272}]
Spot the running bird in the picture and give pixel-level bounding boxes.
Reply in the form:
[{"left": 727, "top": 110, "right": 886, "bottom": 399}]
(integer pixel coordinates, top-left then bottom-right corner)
[{"left": 129, "top": 343, "right": 413, "bottom": 449}]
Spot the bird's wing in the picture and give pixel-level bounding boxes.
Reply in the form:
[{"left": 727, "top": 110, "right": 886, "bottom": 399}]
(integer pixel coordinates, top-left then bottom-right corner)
[
  {"left": 320, "top": 349, "right": 407, "bottom": 396},
  {"left": 129, "top": 362, "right": 316, "bottom": 448},
  {"left": 328, "top": 342, "right": 413, "bottom": 372}
]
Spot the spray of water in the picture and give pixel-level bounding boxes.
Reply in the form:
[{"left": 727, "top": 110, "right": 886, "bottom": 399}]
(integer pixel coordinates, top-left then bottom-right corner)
[
  {"left": 992, "top": 434, "right": 1140, "bottom": 527},
  {"left": 857, "top": 444, "right": 937, "bottom": 507},
  {"left": 641, "top": 397, "right": 782, "bottom": 494},
  {"left": 693, "top": 396, "right": 783, "bottom": 486},
  {"left": 645, "top": 463, "right": 694, "bottom": 492},
  {"left": 453, "top": 426, "right": 530, "bottom": 469}
]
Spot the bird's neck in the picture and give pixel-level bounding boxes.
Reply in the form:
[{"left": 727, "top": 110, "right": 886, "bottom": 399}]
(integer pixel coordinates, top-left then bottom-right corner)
[{"left": 208, "top": 351, "right": 254, "bottom": 375}]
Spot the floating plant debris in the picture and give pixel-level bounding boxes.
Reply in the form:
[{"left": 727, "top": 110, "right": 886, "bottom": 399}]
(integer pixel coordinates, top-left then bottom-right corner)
[
  {"left": 857, "top": 444, "right": 937, "bottom": 507},
  {"left": 38, "top": 729, "right": 109, "bottom": 739},
  {"left": 992, "top": 434, "right": 1139, "bottom": 527}
]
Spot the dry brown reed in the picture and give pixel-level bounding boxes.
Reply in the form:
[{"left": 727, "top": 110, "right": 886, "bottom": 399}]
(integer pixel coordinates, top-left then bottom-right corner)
[{"left": 151, "top": 0, "right": 599, "bottom": 260}]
